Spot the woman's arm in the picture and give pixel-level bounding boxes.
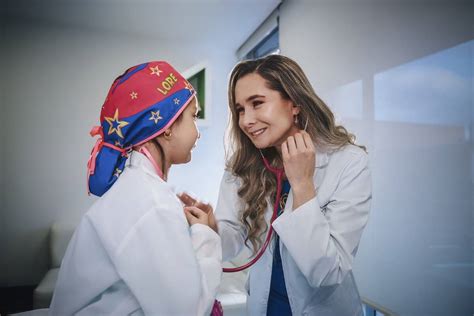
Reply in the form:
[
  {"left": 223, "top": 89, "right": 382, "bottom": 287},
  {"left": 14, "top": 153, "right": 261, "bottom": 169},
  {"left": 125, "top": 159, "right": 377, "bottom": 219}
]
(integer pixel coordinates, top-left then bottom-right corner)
[
  {"left": 273, "top": 151, "right": 372, "bottom": 288},
  {"left": 214, "top": 171, "right": 248, "bottom": 261}
]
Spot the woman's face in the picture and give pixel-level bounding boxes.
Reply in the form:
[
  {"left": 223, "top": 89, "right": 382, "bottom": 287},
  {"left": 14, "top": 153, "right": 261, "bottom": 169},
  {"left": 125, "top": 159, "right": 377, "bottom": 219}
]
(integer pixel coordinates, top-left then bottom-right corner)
[{"left": 234, "top": 73, "right": 299, "bottom": 149}]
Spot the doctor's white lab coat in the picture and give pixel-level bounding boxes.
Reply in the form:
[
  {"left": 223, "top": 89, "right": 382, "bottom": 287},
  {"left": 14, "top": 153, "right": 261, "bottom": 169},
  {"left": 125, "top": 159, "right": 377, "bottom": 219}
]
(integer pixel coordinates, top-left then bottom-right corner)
[
  {"left": 50, "top": 152, "right": 222, "bottom": 316},
  {"left": 215, "top": 144, "right": 372, "bottom": 316}
]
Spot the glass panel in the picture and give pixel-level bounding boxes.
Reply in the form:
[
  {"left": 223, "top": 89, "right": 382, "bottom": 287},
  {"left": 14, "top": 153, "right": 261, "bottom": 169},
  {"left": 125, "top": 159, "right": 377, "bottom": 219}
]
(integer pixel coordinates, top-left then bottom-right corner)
[
  {"left": 355, "top": 39, "right": 473, "bottom": 316},
  {"left": 245, "top": 27, "right": 280, "bottom": 59}
]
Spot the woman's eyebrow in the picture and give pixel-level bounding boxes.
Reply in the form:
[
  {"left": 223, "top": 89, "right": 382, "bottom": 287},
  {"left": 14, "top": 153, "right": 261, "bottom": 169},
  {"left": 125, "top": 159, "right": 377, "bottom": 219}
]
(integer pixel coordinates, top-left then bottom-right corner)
[
  {"left": 236, "top": 94, "right": 265, "bottom": 107},
  {"left": 246, "top": 95, "right": 265, "bottom": 102}
]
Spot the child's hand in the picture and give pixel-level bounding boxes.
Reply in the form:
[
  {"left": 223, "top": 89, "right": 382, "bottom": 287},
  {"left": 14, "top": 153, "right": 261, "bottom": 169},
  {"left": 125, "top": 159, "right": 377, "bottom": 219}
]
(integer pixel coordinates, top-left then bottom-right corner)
[
  {"left": 178, "top": 193, "right": 218, "bottom": 233},
  {"left": 178, "top": 193, "right": 212, "bottom": 213},
  {"left": 184, "top": 206, "right": 209, "bottom": 227}
]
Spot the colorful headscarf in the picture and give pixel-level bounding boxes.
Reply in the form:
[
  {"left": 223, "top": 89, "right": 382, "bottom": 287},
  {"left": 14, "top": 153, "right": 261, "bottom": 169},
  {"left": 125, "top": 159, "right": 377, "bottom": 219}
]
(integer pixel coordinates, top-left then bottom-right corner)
[{"left": 87, "top": 61, "right": 195, "bottom": 196}]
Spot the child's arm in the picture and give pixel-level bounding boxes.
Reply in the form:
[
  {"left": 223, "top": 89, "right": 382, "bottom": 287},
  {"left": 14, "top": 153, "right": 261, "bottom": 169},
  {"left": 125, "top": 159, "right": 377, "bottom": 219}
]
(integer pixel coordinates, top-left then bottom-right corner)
[
  {"left": 178, "top": 173, "right": 248, "bottom": 262},
  {"left": 190, "top": 226, "right": 222, "bottom": 315},
  {"left": 184, "top": 206, "right": 223, "bottom": 315},
  {"left": 112, "top": 205, "right": 221, "bottom": 316}
]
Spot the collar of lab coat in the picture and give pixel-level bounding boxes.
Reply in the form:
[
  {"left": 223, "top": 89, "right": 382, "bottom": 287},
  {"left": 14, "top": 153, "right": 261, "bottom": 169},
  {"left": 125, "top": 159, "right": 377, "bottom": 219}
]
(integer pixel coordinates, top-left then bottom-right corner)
[
  {"left": 128, "top": 150, "right": 165, "bottom": 181},
  {"left": 271, "top": 147, "right": 329, "bottom": 221}
]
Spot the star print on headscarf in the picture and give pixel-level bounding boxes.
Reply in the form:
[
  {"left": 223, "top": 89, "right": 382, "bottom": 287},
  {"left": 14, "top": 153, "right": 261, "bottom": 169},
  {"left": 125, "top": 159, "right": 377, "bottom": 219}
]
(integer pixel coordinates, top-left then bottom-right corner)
[
  {"left": 104, "top": 109, "right": 129, "bottom": 139},
  {"left": 173, "top": 98, "right": 180, "bottom": 105},
  {"left": 114, "top": 168, "right": 122, "bottom": 178},
  {"left": 130, "top": 91, "right": 138, "bottom": 99},
  {"left": 150, "top": 66, "right": 163, "bottom": 77},
  {"left": 149, "top": 110, "right": 163, "bottom": 124}
]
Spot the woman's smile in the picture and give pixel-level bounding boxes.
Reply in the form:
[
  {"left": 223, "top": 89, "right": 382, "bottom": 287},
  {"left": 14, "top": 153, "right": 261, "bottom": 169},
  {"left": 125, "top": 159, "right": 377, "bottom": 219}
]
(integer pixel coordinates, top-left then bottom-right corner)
[{"left": 248, "top": 127, "right": 267, "bottom": 138}]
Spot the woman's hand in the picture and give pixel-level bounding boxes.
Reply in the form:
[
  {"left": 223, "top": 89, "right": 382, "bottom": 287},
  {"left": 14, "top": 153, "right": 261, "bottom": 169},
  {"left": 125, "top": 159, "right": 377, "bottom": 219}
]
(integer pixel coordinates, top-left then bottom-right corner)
[
  {"left": 281, "top": 130, "right": 317, "bottom": 210},
  {"left": 178, "top": 193, "right": 218, "bottom": 233}
]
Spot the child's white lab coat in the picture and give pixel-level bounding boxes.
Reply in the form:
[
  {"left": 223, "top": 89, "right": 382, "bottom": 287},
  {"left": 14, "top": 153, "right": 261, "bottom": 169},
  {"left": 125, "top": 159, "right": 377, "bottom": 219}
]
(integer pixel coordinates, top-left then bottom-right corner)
[{"left": 50, "top": 152, "right": 222, "bottom": 316}]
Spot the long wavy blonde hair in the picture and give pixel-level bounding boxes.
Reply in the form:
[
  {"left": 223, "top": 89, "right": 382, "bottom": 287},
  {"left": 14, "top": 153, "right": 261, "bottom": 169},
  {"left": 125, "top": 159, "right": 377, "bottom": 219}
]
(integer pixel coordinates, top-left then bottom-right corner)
[{"left": 226, "top": 55, "right": 365, "bottom": 254}]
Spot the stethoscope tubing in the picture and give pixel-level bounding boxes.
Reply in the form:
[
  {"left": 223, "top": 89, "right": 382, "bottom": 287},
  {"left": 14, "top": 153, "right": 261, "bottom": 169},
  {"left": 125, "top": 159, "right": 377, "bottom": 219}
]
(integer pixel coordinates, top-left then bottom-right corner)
[{"left": 223, "top": 154, "right": 284, "bottom": 273}]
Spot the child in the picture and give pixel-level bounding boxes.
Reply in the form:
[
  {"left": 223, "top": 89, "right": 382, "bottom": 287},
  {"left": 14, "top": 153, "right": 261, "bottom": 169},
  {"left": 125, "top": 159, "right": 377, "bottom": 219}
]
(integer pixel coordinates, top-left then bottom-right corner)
[{"left": 49, "top": 61, "right": 222, "bottom": 315}]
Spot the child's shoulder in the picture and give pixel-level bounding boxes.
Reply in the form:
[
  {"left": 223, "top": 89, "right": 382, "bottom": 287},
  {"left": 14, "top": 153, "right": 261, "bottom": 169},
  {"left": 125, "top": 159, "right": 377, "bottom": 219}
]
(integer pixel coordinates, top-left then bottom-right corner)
[{"left": 85, "top": 169, "right": 182, "bottom": 244}]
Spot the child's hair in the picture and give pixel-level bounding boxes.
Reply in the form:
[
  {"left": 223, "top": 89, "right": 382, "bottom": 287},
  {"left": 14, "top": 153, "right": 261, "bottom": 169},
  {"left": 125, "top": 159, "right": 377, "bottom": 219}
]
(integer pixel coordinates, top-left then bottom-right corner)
[{"left": 226, "top": 55, "right": 365, "bottom": 253}]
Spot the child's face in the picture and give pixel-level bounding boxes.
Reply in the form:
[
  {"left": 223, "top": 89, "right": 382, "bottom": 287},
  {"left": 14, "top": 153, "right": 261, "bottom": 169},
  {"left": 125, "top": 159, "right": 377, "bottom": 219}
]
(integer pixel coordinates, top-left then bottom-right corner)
[
  {"left": 169, "top": 97, "right": 200, "bottom": 164},
  {"left": 234, "top": 73, "right": 300, "bottom": 149}
]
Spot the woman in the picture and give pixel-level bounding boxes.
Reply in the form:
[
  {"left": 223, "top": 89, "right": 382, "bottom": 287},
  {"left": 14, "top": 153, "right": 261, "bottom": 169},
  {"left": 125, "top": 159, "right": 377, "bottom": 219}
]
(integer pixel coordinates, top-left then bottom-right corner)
[{"left": 215, "top": 55, "right": 371, "bottom": 315}]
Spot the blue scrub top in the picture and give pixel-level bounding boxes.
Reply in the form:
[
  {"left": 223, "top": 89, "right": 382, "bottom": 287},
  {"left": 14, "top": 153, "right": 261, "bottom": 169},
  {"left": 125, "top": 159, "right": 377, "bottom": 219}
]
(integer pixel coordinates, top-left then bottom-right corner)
[{"left": 267, "top": 179, "right": 292, "bottom": 316}]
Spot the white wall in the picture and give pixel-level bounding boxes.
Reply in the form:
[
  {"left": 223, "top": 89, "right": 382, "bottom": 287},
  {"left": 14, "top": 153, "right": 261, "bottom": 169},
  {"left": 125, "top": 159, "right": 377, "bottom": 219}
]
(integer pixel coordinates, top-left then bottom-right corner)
[
  {"left": 0, "top": 15, "right": 238, "bottom": 287},
  {"left": 279, "top": 0, "right": 473, "bottom": 315}
]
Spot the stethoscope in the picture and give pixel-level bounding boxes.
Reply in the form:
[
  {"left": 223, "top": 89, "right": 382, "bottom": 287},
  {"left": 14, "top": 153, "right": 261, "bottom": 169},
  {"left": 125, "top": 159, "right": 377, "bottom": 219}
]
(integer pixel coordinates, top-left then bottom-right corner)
[
  {"left": 139, "top": 121, "right": 308, "bottom": 273},
  {"left": 140, "top": 145, "right": 285, "bottom": 273},
  {"left": 223, "top": 153, "right": 285, "bottom": 273},
  {"left": 139, "top": 146, "right": 284, "bottom": 273},
  {"left": 223, "top": 118, "right": 308, "bottom": 273}
]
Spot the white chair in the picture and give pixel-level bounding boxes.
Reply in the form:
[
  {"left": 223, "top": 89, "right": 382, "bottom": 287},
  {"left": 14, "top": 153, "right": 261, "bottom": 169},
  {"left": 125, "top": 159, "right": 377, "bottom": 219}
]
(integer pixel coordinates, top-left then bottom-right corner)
[{"left": 33, "top": 222, "right": 76, "bottom": 309}]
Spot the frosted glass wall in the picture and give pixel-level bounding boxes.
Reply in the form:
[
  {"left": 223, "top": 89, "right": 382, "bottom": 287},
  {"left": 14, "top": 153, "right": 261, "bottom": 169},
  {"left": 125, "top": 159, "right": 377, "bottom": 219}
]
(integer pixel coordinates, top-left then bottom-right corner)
[
  {"left": 325, "top": 40, "right": 473, "bottom": 316},
  {"left": 280, "top": 1, "right": 473, "bottom": 314}
]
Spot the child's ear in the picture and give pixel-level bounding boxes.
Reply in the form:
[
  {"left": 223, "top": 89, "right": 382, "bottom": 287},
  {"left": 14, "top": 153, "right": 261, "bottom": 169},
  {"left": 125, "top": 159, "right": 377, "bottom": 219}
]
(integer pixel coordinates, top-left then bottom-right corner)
[{"left": 163, "top": 128, "right": 172, "bottom": 139}]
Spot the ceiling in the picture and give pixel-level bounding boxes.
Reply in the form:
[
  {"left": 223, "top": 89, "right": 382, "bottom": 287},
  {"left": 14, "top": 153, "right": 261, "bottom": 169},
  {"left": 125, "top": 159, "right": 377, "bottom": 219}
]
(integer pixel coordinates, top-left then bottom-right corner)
[{"left": 4, "top": 0, "right": 282, "bottom": 49}]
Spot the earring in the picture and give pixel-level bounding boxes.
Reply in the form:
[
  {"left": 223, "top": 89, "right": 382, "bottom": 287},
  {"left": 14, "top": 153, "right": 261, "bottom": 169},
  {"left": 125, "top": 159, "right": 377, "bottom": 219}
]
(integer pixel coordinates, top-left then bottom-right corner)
[
  {"left": 164, "top": 129, "right": 172, "bottom": 137},
  {"left": 294, "top": 115, "right": 299, "bottom": 125}
]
